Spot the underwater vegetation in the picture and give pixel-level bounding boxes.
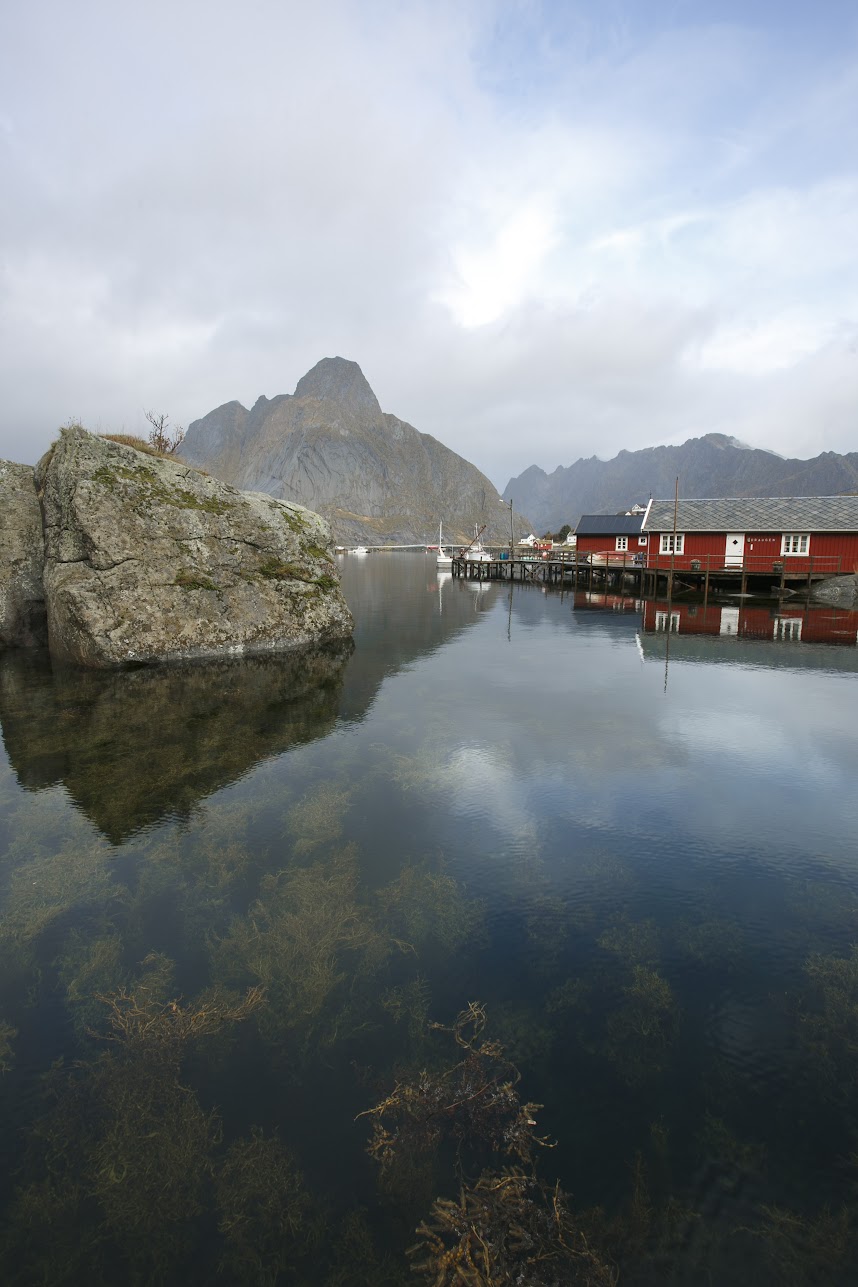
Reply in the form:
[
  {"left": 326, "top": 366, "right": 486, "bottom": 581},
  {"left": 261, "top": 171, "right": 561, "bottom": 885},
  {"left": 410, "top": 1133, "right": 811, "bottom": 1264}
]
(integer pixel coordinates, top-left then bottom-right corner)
[
  {"left": 362, "top": 1003, "right": 616, "bottom": 1285},
  {"left": 0, "top": 1021, "right": 15, "bottom": 1072},
  {"left": 212, "top": 847, "right": 394, "bottom": 1049},
  {"left": 3, "top": 618, "right": 858, "bottom": 1286},
  {"left": 0, "top": 969, "right": 265, "bottom": 1284},
  {"left": 798, "top": 944, "right": 858, "bottom": 1103},
  {"left": 410, "top": 1169, "right": 617, "bottom": 1286},
  {"left": 215, "top": 1127, "right": 320, "bottom": 1284}
]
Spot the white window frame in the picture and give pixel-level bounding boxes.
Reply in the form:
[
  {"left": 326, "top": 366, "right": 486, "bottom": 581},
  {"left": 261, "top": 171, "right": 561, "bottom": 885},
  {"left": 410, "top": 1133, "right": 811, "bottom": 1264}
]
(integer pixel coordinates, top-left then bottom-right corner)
[
  {"left": 615, "top": 536, "right": 628, "bottom": 551},
  {"left": 781, "top": 533, "right": 809, "bottom": 556},
  {"left": 655, "top": 611, "right": 680, "bottom": 633},
  {"left": 659, "top": 533, "right": 685, "bottom": 555},
  {"left": 638, "top": 536, "right": 648, "bottom": 546},
  {"left": 774, "top": 617, "right": 802, "bottom": 641}
]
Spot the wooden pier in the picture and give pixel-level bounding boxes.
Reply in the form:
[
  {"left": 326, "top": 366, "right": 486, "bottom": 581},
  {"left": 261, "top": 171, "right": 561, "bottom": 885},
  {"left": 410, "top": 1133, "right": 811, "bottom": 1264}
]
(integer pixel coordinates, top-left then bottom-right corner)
[{"left": 451, "top": 550, "right": 842, "bottom": 597}]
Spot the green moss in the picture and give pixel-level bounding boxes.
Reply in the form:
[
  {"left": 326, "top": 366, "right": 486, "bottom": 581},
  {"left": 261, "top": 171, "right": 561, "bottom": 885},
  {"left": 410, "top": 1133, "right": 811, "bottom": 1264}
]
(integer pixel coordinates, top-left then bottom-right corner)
[
  {"left": 173, "top": 489, "right": 232, "bottom": 514},
  {"left": 258, "top": 558, "right": 335, "bottom": 586},
  {"left": 92, "top": 464, "right": 150, "bottom": 488},
  {"left": 174, "top": 570, "right": 219, "bottom": 593},
  {"left": 258, "top": 558, "right": 304, "bottom": 580},
  {"left": 274, "top": 507, "right": 308, "bottom": 535},
  {"left": 91, "top": 463, "right": 232, "bottom": 515}
]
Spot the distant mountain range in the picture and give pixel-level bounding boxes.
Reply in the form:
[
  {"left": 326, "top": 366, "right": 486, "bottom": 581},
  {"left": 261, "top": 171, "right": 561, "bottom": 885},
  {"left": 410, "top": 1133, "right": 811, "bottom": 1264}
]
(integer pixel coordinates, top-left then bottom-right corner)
[
  {"left": 503, "top": 434, "right": 858, "bottom": 535},
  {"left": 180, "top": 358, "right": 526, "bottom": 546}
]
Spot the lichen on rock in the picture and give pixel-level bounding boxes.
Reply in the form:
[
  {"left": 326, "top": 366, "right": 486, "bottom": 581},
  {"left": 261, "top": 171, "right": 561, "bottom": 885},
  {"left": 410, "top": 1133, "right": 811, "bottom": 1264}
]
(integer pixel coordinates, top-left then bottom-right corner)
[
  {"left": 0, "top": 460, "right": 47, "bottom": 647},
  {"left": 33, "top": 426, "right": 353, "bottom": 668}
]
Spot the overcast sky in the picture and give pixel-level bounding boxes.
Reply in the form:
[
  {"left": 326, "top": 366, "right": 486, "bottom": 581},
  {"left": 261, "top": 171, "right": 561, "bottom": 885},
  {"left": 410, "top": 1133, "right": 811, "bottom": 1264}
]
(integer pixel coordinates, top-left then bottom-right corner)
[{"left": 2, "top": 0, "right": 857, "bottom": 489}]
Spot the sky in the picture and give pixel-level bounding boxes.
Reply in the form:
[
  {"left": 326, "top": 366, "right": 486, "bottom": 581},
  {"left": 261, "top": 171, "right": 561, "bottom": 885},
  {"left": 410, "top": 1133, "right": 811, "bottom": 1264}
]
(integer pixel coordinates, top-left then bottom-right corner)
[{"left": 1, "top": 0, "right": 857, "bottom": 490}]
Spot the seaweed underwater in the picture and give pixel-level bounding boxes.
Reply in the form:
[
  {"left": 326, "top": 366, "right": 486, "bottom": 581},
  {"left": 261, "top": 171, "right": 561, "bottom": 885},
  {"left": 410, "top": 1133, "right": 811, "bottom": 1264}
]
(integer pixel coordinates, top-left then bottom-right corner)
[{"left": 3, "top": 624, "right": 858, "bottom": 1283}]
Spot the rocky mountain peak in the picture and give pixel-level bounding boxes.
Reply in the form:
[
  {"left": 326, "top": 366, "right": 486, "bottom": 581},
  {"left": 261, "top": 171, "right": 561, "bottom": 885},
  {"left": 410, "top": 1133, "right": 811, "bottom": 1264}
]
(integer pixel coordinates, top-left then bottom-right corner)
[{"left": 293, "top": 357, "right": 381, "bottom": 415}]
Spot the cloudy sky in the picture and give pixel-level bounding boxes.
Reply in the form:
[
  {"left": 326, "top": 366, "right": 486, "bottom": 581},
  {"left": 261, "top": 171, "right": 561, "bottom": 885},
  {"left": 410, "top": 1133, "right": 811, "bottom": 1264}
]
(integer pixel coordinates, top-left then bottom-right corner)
[{"left": 2, "top": 0, "right": 857, "bottom": 489}]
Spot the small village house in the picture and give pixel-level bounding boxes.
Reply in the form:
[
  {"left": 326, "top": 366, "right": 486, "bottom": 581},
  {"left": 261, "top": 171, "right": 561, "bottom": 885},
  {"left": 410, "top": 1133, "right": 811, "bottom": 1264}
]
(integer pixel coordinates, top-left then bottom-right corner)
[
  {"left": 574, "top": 496, "right": 858, "bottom": 579},
  {"left": 640, "top": 497, "right": 858, "bottom": 577}
]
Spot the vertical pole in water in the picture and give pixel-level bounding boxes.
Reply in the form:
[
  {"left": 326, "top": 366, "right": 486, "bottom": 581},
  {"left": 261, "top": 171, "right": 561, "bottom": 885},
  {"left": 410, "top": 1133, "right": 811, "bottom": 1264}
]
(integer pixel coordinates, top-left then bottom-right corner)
[{"left": 668, "top": 477, "right": 679, "bottom": 599}]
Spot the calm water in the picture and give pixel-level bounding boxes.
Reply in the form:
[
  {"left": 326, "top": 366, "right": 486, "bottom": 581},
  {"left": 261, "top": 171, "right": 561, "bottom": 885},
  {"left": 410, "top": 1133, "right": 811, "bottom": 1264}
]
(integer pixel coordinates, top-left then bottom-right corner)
[{"left": 1, "top": 556, "right": 858, "bottom": 1284}]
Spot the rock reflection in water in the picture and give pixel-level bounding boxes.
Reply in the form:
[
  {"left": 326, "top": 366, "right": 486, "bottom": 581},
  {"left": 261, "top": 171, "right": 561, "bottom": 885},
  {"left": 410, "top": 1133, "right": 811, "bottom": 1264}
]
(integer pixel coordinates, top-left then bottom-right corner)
[{"left": 0, "top": 642, "right": 352, "bottom": 843}]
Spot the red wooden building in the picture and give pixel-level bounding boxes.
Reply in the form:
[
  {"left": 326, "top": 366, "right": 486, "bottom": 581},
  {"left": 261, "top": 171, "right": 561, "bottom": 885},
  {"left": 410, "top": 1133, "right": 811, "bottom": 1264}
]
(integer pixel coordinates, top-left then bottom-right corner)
[
  {"left": 640, "top": 497, "right": 858, "bottom": 578},
  {"left": 574, "top": 513, "right": 648, "bottom": 565}
]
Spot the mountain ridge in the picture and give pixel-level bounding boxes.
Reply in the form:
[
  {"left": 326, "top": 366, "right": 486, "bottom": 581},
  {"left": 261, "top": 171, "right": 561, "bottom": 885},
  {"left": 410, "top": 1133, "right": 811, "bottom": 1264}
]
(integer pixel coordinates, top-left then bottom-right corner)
[{"left": 504, "top": 434, "right": 858, "bottom": 533}]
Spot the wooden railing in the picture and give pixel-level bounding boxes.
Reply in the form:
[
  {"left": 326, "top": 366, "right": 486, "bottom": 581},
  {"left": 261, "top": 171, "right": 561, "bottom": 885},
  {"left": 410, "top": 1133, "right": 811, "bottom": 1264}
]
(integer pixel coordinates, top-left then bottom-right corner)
[{"left": 582, "top": 550, "right": 844, "bottom": 576}]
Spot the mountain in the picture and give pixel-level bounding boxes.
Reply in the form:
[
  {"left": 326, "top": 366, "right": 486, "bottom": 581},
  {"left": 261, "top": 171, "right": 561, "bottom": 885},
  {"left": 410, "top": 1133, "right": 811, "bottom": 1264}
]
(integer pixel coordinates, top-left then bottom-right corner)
[
  {"left": 504, "top": 433, "right": 858, "bottom": 534},
  {"left": 180, "top": 358, "right": 526, "bottom": 546}
]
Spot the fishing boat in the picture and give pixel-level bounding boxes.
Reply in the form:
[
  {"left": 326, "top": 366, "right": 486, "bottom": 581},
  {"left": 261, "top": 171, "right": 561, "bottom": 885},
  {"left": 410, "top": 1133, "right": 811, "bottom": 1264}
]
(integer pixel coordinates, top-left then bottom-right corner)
[
  {"left": 463, "top": 525, "right": 492, "bottom": 563},
  {"left": 436, "top": 522, "right": 453, "bottom": 569}
]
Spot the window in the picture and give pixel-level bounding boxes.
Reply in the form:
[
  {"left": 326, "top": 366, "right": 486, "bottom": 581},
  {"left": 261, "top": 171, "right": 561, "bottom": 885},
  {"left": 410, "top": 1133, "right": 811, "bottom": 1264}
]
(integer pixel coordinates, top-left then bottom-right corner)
[
  {"left": 774, "top": 617, "right": 802, "bottom": 641},
  {"left": 659, "top": 533, "right": 684, "bottom": 555},
  {"left": 655, "top": 611, "right": 680, "bottom": 633},
  {"left": 781, "top": 533, "right": 809, "bottom": 555},
  {"left": 638, "top": 536, "right": 648, "bottom": 546},
  {"left": 615, "top": 536, "right": 628, "bottom": 551}
]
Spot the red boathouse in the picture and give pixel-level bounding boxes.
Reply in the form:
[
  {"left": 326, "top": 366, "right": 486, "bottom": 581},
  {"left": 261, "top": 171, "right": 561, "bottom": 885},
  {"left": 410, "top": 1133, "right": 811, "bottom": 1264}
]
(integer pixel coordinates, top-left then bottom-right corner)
[{"left": 640, "top": 497, "right": 858, "bottom": 579}]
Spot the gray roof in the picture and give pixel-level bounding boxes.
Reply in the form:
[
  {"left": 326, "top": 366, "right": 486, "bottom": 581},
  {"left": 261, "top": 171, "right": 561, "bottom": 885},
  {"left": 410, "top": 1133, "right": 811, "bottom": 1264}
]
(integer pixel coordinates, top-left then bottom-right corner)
[
  {"left": 644, "top": 496, "right": 858, "bottom": 533},
  {"left": 576, "top": 514, "right": 645, "bottom": 536}
]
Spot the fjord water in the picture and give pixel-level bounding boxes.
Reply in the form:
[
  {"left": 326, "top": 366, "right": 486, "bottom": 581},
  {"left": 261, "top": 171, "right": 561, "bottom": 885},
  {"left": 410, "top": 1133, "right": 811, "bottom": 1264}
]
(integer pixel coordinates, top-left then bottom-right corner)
[{"left": 1, "top": 555, "right": 858, "bottom": 1283}]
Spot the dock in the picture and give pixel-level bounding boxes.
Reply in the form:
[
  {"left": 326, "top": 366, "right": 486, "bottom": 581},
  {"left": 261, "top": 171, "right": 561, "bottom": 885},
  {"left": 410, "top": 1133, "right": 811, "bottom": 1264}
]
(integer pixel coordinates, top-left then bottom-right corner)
[{"left": 451, "top": 549, "right": 843, "bottom": 597}]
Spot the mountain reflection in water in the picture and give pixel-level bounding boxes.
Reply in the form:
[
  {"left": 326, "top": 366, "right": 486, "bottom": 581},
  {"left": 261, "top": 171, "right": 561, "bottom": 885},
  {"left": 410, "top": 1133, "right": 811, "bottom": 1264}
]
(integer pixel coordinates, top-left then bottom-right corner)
[{"left": 0, "top": 558, "right": 857, "bottom": 1285}]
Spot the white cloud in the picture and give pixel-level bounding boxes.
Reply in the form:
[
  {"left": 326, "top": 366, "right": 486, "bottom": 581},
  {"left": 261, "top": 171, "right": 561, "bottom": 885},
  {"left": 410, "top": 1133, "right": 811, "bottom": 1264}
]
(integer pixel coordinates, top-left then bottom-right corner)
[{"left": 0, "top": 0, "right": 856, "bottom": 485}]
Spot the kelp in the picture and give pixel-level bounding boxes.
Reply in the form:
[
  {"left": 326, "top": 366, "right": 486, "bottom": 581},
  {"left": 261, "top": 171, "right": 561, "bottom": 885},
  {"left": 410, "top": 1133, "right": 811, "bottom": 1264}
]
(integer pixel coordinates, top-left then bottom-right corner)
[
  {"left": 0, "top": 829, "right": 116, "bottom": 946},
  {"left": 0, "top": 976, "right": 263, "bottom": 1284},
  {"left": 599, "top": 967, "right": 679, "bottom": 1086},
  {"left": 409, "top": 1168, "right": 617, "bottom": 1286},
  {"left": 324, "top": 1208, "right": 409, "bottom": 1286},
  {"left": 58, "top": 929, "right": 126, "bottom": 1038},
  {"left": 213, "top": 848, "right": 392, "bottom": 1048},
  {"left": 285, "top": 781, "right": 353, "bottom": 855},
  {"left": 361, "top": 1002, "right": 551, "bottom": 1180},
  {"left": 0, "top": 1021, "right": 15, "bottom": 1073},
  {"left": 798, "top": 945, "right": 858, "bottom": 1103},
  {"left": 215, "top": 1126, "right": 320, "bottom": 1284},
  {"left": 735, "top": 1202, "right": 856, "bottom": 1286},
  {"left": 376, "top": 860, "right": 484, "bottom": 958},
  {"left": 598, "top": 917, "right": 662, "bottom": 970},
  {"left": 579, "top": 1151, "right": 702, "bottom": 1284},
  {"left": 671, "top": 915, "right": 746, "bottom": 972},
  {"left": 381, "top": 976, "right": 433, "bottom": 1046}
]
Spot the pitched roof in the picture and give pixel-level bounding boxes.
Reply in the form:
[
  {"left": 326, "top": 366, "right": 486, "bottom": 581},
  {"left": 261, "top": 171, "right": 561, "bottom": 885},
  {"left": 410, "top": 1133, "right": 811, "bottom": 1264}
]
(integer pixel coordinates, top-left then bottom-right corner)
[
  {"left": 575, "top": 514, "right": 645, "bottom": 536},
  {"left": 644, "top": 496, "right": 858, "bottom": 532}
]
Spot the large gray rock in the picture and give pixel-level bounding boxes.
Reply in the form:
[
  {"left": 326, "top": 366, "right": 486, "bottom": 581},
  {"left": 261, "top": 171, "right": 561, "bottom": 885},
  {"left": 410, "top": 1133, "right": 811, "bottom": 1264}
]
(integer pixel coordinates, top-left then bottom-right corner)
[
  {"left": 0, "top": 460, "right": 46, "bottom": 647},
  {"left": 180, "top": 357, "right": 530, "bottom": 547},
  {"left": 35, "top": 427, "right": 353, "bottom": 668},
  {"left": 810, "top": 574, "right": 858, "bottom": 607}
]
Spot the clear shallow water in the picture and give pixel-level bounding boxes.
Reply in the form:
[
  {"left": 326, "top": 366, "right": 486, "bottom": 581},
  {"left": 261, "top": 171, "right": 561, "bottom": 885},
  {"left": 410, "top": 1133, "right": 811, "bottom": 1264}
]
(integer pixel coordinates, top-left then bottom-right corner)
[{"left": 1, "top": 557, "right": 858, "bottom": 1283}]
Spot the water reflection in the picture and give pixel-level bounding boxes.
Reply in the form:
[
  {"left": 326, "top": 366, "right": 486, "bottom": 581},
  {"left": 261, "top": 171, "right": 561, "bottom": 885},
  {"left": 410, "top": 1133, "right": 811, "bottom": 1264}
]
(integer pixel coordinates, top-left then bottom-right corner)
[
  {"left": 0, "top": 559, "right": 857, "bottom": 1284},
  {"left": 0, "top": 643, "right": 353, "bottom": 842}
]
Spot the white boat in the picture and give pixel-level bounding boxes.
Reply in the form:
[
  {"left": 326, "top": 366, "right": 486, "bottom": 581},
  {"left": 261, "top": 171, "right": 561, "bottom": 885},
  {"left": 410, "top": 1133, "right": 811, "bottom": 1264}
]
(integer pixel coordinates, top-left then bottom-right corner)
[
  {"left": 464, "top": 525, "right": 492, "bottom": 562},
  {"left": 436, "top": 522, "right": 453, "bottom": 569},
  {"left": 351, "top": 546, "right": 369, "bottom": 556}
]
